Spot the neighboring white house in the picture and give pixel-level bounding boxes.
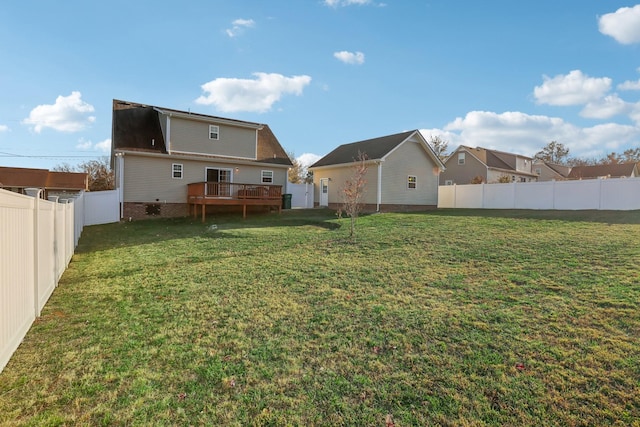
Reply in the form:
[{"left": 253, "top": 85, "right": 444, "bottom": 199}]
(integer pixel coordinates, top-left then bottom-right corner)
[{"left": 309, "top": 130, "right": 445, "bottom": 212}]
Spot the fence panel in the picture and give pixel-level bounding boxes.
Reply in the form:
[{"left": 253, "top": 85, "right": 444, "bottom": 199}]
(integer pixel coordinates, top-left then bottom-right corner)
[
  {"left": 84, "top": 190, "right": 120, "bottom": 225},
  {"left": 438, "top": 178, "right": 640, "bottom": 210},
  {"left": 0, "top": 190, "right": 36, "bottom": 373}
]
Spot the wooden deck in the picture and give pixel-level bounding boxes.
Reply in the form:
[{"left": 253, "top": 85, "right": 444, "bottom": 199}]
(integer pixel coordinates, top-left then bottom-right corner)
[{"left": 187, "top": 182, "right": 282, "bottom": 221}]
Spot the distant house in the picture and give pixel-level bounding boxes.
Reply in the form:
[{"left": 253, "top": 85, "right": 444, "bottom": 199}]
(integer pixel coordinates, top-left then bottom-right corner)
[
  {"left": 308, "top": 130, "right": 445, "bottom": 212},
  {"left": 567, "top": 163, "right": 639, "bottom": 180},
  {"left": 532, "top": 160, "right": 571, "bottom": 181},
  {"left": 111, "top": 100, "right": 292, "bottom": 220},
  {"left": 0, "top": 166, "right": 88, "bottom": 199},
  {"left": 440, "top": 146, "right": 538, "bottom": 185}
]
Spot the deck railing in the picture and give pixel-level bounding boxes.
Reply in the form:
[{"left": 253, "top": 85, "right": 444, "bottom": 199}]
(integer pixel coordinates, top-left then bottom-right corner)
[{"left": 187, "top": 182, "right": 282, "bottom": 200}]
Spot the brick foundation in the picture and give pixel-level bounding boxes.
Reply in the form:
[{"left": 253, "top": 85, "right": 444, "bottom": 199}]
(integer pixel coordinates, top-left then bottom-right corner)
[{"left": 317, "top": 203, "right": 437, "bottom": 213}]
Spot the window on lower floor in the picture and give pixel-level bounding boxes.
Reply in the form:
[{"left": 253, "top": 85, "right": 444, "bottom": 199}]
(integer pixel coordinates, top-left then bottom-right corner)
[
  {"left": 407, "top": 175, "right": 417, "bottom": 189},
  {"left": 445, "top": 179, "right": 453, "bottom": 185},
  {"left": 172, "top": 163, "right": 183, "bottom": 179},
  {"left": 261, "top": 170, "right": 273, "bottom": 183}
]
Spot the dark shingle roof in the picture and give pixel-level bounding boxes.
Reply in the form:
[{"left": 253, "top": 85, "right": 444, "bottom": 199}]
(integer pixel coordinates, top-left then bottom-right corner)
[{"left": 310, "top": 130, "right": 416, "bottom": 168}]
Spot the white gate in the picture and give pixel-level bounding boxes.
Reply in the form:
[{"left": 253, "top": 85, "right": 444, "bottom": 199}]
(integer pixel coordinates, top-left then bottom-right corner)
[{"left": 287, "top": 183, "right": 314, "bottom": 208}]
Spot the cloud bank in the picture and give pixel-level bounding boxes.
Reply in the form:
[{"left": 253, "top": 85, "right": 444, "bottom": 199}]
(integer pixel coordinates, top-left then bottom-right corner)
[{"left": 22, "top": 92, "right": 95, "bottom": 133}]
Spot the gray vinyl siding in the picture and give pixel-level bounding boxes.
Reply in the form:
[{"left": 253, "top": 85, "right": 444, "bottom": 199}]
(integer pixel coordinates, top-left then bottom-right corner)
[
  {"left": 167, "top": 116, "right": 257, "bottom": 159},
  {"left": 122, "top": 153, "right": 287, "bottom": 203},
  {"left": 380, "top": 140, "right": 439, "bottom": 205},
  {"left": 440, "top": 152, "right": 487, "bottom": 185}
]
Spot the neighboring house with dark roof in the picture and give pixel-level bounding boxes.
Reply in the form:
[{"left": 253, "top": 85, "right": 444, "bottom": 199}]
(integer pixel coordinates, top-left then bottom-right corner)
[
  {"left": 439, "top": 145, "right": 538, "bottom": 185},
  {"left": 308, "top": 130, "right": 445, "bottom": 212},
  {"left": 111, "top": 100, "right": 292, "bottom": 220},
  {"left": 567, "top": 163, "right": 639, "bottom": 180},
  {"left": 0, "top": 166, "right": 88, "bottom": 199},
  {"left": 532, "top": 160, "right": 571, "bottom": 181}
]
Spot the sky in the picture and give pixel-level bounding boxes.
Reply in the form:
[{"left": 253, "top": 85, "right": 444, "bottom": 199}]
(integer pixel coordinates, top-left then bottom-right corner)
[{"left": 1, "top": 0, "right": 640, "bottom": 171}]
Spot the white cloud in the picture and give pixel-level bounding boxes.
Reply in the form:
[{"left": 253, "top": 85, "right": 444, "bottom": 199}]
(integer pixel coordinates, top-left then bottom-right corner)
[
  {"left": 297, "top": 152, "right": 322, "bottom": 168},
  {"left": 226, "top": 18, "right": 255, "bottom": 37},
  {"left": 618, "top": 79, "right": 640, "bottom": 90},
  {"left": 533, "top": 70, "right": 611, "bottom": 106},
  {"left": 95, "top": 138, "right": 111, "bottom": 152},
  {"left": 0, "top": 125, "right": 9, "bottom": 132},
  {"left": 76, "top": 138, "right": 93, "bottom": 150},
  {"left": 324, "top": 0, "right": 372, "bottom": 6},
  {"left": 333, "top": 51, "right": 365, "bottom": 65},
  {"left": 195, "top": 72, "right": 312, "bottom": 113},
  {"left": 598, "top": 5, "right": 640, "bottom": 44},
  {"left": 22, "top": 91, "right": 95, "bottom": 133},
  {"left": 580, "top": 94, "right": 630, "bottom": 119},
  {"left": 436, "top": 110, "right": 640, "bottom": 159},
  {"left": 76, "top": 137, "right": 111, "bottom": 152}
]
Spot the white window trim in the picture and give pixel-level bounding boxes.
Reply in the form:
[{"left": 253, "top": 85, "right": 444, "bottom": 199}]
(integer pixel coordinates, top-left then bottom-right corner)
[
  {"left": 172, "top": 163, "right": 183, "bottom": 179},
  {"left": 445, "top": 179, "right": 453, "bottom": 185},
  {"left": 261, "top": 170, "right": 274, "bottom": 183},
  {"left": 209, "top": 125, "right": 219, "bottom": 140},
  {"left": 458, "top": 152, "right": 466, "bottom": 165},
  {"left": 407, "top": 175, "right": 417, "bottom": 189}
]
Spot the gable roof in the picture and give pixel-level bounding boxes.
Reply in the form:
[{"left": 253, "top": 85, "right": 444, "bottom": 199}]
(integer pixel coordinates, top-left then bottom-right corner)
[
  {"left": 310, "top": 130, "right": 443, "bottom": 169},
  {"left": 568, "top": 163, "right": 638, "bottom": 179},
  {"left": 112, "top": 99, "right": 292, "bottom": 166},
  {"left": 0, "top": 166, "right": 88, "bottom": 190},
  {"left": 449, "top": 145, "right": 537, "bottom": 177}
]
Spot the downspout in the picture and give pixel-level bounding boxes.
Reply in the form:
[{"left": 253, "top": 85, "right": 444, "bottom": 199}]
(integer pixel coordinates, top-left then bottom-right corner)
[
  {"left": 377, "top": 160, "right": 383, "bottom": 212},
  {"left": 166, "top": 114, "right": 171, "bottom": 153},
  {"left": 117, "top": 153, "right": 125, "bottom": 220}
]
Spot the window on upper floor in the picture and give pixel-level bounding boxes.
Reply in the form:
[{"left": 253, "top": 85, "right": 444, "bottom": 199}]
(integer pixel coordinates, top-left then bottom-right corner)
[
  {"left": 407, "top": 175, "right": 417, "bottom": 189},
  {"left": 458, "top": 152, "right": 465, "bottom": 165},
  {"left": 535, "top": 168, "right": 542, "bottom": 175},
  {"left": 172, "top": 163, "right": 183, "bottom": 179},
  {"left": 209, "top": 125, "right": 219, "bottom": 140},
  {"left": 262, "top": 170, "right": 273, "bottom": 183}
]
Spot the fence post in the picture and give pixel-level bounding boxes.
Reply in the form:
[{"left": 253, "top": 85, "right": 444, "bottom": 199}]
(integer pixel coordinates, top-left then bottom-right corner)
[{"left": 26, "top": 188, "right": 43, "bottom": 317}]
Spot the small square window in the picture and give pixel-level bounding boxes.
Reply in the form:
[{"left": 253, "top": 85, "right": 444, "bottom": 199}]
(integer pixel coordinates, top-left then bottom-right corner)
[
  {"left": 172, "top": 163, "right": 183, "bottom": 179},
  {"left": 261, "top": 170, "right": 273, "bottom": 183},
  {"left": 407, "top": 175, "right": 417, "bottom": 189},
  {"left": 209, "top": 125, "right": 219, "bottom": 140},
  {"left": 445, "top": 180, "right": 453, "bottom": 185}
]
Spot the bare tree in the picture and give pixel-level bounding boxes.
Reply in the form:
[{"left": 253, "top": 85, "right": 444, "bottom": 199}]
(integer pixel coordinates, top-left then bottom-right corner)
[
  {"left": 534, "top": 141, "right": 570, "bottom": 164},
  {"left": 341, "top": 151, "right": 368, "bottom": 239},
  {"left": 427, "top": 135, "right": 449, "bottom": 162},
  {"left": 54, "top": 157, "right": 114, "bottom": 191}
]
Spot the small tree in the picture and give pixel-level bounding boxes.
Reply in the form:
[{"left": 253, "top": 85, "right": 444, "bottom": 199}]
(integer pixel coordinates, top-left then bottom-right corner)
[
  {"left": 341, "top": 151, "right": 368, "bottom": 239},
  {"left": 53, "top": 156, "right": 114, "bottom": 191},
  {"left": 470, "top": 175, "right": 484, "bottom": 184},
  {"left": 287, "top": 151, "right": 305, "bottom": 183},
  {"left": 497, "top": 174, "right": 512, "bottom": 183}
]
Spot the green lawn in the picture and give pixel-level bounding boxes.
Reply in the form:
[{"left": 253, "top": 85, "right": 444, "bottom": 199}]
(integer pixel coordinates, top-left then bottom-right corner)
[{"left": 1, "top": 209, "right": 639, "bottom": 426}]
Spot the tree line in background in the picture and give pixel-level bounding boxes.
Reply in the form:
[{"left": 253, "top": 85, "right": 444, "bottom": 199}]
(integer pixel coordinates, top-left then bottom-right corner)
[
  {"left": 54, "top": 157, "right": 114, "bottom": 191},
  {"left": 533, "top": 141, "right": 640, "bottom": 166},
  {"left": 426, "top": 135, "right": 640, "bottom": 166}
]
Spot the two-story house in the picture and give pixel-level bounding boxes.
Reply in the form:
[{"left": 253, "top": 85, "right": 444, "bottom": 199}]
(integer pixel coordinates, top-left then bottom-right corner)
[
  {"left": 439, "top": 145, "right": 538, "bottom": 185},
  {"left": 111, "top": 100, "right": 292, "bottom": 220}
]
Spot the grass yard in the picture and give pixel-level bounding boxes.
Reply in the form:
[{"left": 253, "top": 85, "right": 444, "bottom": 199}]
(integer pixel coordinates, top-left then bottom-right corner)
[{"left": 1, "top": 209, "right": 639, "bottom": 426}]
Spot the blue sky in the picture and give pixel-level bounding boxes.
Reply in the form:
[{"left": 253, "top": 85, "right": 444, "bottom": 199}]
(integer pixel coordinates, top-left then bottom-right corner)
[{"left": 1, "top": 0, "right": 640, "bottom": 170}]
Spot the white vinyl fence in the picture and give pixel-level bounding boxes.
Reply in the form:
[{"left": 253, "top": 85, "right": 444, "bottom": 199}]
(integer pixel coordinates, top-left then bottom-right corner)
[
  {"left": 1, "top": 188, "right": 120, "bottom": 372},
  {"left": 438, "top": 177, "right": 640, "bottom": 211},
  {"left": 83, "top": 189, "right": 120, "bottom": 225},
  {"left": 287, "top": 183, "right": 315, "bottom": 209}
]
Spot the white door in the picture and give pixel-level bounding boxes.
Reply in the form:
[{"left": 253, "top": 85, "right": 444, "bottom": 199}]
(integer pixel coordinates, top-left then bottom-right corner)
[{"left": 319, "top": 178, "right": 329, "bottom": 206}]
